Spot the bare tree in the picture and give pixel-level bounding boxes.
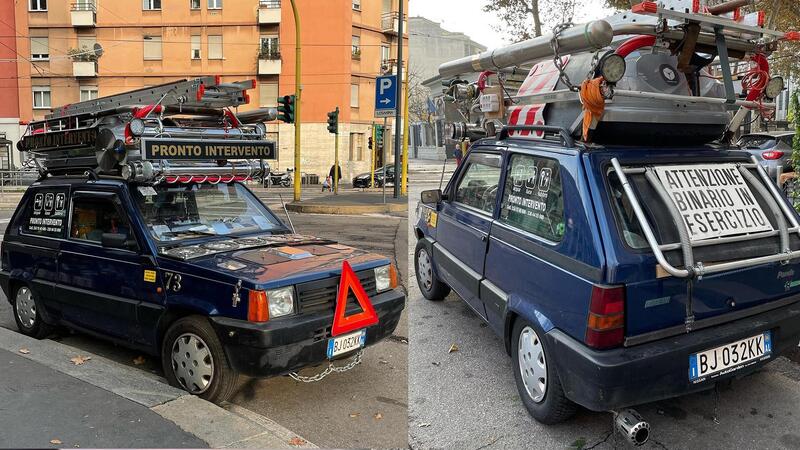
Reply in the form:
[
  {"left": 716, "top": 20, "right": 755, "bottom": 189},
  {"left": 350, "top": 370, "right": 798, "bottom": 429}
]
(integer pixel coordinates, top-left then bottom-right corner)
[
  {"left": 407, "top": 63, "right": 431, "bottom": 123},
  {"left": 483, "top": 0, "right": 581, "bottom": 42}
]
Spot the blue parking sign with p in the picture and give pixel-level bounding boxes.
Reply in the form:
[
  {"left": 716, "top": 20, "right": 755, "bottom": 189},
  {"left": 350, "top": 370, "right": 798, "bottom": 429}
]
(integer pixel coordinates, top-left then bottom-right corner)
[{"left": 375, "top": 75, "right": 397, "bottom": 118}]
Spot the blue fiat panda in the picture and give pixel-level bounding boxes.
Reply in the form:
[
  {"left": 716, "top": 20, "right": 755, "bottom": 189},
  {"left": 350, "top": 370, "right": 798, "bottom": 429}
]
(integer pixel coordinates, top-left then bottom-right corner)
[
  {"left": 2, "top": 177, "right": 404, "bottom": 403},
  {"left": 414, "top": 126, "right": 800, "bottom": 425}
]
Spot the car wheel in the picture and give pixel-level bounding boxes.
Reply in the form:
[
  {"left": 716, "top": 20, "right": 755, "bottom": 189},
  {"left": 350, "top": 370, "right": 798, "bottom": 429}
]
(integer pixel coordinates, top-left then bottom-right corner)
[
  {"left": 12, "top": 285, "right": 50, "bottom": 339},
  {"left": 161, "top": 316, "right": 239, "bottom": 404},
  {"left": 511, "top": 318, "right": 576, "bottom": 424},
  {"left": 414, "top": 241, "right": 451, "bottom": 301}
]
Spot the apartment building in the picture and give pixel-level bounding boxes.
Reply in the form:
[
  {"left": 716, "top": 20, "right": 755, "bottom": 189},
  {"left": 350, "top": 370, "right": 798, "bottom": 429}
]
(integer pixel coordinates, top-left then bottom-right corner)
[{"left": 11, "top": 0, "right": 408, "bottom": 180}]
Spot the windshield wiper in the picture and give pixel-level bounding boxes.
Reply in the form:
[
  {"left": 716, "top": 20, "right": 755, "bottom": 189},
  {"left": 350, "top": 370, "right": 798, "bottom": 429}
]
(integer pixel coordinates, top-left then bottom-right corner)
[{"left": 161, "top": 229, "right": 218, "bottom": 237}]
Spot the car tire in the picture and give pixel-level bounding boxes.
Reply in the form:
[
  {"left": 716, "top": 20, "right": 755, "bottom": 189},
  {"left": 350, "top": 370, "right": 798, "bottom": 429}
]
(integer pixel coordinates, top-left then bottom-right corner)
[
  {"left": 415, "top": 241, "right": 451, "bottom": 301},
  {"left": 12, "top": 285, "right": 51, "bottom": 339},
  {"left": 161, "top": 316, "right": 239, "bottom": 404},
  {"left": 511, "top": 318, "right": 577, "bottom": 425}
]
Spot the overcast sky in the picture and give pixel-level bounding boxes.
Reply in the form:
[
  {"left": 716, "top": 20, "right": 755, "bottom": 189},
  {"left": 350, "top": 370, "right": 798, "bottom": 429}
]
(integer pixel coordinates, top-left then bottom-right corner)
[{"left": 408, "top": 0, "right": 616, "bottom": 49}]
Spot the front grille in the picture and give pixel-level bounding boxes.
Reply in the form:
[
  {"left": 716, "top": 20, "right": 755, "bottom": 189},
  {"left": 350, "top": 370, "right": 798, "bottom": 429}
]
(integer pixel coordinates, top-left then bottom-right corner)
[{"left": 297, "top": 269, "right": 378, "bottom": 314}]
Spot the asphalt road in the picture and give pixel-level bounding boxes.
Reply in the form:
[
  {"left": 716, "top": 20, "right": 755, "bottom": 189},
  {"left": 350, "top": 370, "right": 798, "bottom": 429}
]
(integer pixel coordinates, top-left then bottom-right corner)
[
  {"left": 407, "top": 159, "right": 800, "bottom": 450},
  {"left": 0, "top": 188, "right": 409, "bottom": 449}
]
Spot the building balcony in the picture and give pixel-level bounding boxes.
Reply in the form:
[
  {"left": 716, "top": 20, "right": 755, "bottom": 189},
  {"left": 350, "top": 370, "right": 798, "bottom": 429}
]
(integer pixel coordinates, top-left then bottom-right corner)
[
  {"left": 73, "top": 61, "right": 97, "bottom": 77},
  {"left": 381, "top": 12, "right": 406, "bottom": 35},
  {"left": 258, "top": 0, "right": 281, "bottom": 24},
  {"left": 258, "top": 53, "right": 282, "bottom": 75},
  {"left": 71, "top": 1, "right": 96, "bottom": 27}
]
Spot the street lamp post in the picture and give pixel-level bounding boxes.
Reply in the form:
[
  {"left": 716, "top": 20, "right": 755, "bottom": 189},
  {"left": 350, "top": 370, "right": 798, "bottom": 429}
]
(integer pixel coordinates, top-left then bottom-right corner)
[{"left": 392, "top": 0, "right": 404, "bottom": 198}]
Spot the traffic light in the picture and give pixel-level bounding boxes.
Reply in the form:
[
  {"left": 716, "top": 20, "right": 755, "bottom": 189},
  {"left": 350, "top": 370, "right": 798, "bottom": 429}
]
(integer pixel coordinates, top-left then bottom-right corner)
[
  {"left": 326, "top": 107, "right": 339, "bottom": 134},
  {"left": 375, "top": 125, "right": 384, "bottom": 149},
  {"left": 277, "top": 95, "right": 295, "bottom": 123}
]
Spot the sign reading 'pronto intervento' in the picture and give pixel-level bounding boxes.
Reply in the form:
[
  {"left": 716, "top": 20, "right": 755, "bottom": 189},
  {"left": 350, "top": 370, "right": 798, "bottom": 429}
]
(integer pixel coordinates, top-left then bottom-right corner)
[
  {"left": 142, "top": 138, "right": 276, "bottom": 160},
  {"left": 654, "top": 164, "right": 772, "bottom": 241}
]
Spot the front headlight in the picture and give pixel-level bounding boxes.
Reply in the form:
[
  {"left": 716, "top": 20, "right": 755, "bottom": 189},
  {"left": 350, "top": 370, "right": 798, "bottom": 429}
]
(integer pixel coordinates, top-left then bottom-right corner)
[
  {"left": 266, "top": 286, "right": 294, "bottom": 318},
  {"left": 375, "top": 265, "right": 393, "bottom": 292}
]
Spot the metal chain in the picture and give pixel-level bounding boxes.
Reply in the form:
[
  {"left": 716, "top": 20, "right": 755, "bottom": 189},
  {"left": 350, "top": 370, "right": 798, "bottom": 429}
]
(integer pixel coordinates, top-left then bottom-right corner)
[
  {"left": 288, "top": 349, "right": 364, "bottom": 383},
  {"left": 550, "top": 22, "right": 580, "bottom": 93}
]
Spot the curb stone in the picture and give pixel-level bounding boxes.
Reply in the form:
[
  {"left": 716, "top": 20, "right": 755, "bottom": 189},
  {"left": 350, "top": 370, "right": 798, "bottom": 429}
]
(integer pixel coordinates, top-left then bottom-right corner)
[{"left": 0, "top": 327, "right": 315, "bottom": 449}]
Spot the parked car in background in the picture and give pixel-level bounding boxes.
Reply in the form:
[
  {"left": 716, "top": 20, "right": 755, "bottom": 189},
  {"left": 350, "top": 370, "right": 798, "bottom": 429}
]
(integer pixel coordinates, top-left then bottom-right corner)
[
  {"left": 738, "top": 131, "right": 795, "bottom": 180},
  {"left": 353, "top": 165, "right": 396, "bottom": 188}
]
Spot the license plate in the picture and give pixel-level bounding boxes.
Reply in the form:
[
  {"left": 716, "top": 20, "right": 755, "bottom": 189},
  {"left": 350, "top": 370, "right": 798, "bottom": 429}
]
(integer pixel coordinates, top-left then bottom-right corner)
[
  {"left": 689, "top": 331, "right": 772, "bottom": 382},
  {"left": 327, "top": 329, "right": 366, "bottom": 359}
]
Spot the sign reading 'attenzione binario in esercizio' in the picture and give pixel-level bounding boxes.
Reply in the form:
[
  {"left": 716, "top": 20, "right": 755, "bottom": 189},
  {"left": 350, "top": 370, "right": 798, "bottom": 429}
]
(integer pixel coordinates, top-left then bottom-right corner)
[{"left": 654, "top": 163, "right": 772, "bottom": 242}]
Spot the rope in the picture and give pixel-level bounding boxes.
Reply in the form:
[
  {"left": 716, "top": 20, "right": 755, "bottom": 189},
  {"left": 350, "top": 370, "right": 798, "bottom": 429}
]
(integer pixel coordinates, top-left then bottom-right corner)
[{"left": 580, "top": 77, "right": 606, "bottom": 142}]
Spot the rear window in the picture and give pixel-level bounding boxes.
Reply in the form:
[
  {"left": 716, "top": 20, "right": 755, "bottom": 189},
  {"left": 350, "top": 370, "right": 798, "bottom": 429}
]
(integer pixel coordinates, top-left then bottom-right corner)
[
  {"left": 499, "top": 153, "right": 565, "bottom": 242},
  {"left": 738, "top": 135, "right": 776, "bottom": 149},
  {"left": 20, "top": 187, "right": 69, "bottom": 238}
]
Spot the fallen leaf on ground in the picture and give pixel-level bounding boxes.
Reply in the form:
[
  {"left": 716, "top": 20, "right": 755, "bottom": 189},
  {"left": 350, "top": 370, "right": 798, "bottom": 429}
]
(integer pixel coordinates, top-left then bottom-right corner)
[
  {"left": 288, "top": 437, "right": 306, "bottom": 446},
  {"left": 70, "top": 355, "right": 91, "bottom": 365},
  {"left": 374, "top": 413, "right": 383, "bottom": 420},
  {"left": 431, "top": 361, "right": 441, "bottom": 366},
  {"left": 18, "top": 348, "right": 30, "bottom": 354},
  {"left": 349, "top": 413, "right": 360, "bottom": 418},
  {"left": 132, "top": 356, "right": 146, "bottom": 365},
  {"left": 418, "top": 422, "right": 431, "bottom": 428},
  {"left": 448, "top": 344, "right": 459, "bottom": 353},
  {"left": 50, "top": 439, "right": 62, "bottom": 444}
]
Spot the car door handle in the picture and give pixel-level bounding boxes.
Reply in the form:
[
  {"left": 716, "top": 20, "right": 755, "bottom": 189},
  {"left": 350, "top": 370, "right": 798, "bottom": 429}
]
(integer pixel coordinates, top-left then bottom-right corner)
[{"left": 480, "top": 235, "right": 487, "bottom": 242}]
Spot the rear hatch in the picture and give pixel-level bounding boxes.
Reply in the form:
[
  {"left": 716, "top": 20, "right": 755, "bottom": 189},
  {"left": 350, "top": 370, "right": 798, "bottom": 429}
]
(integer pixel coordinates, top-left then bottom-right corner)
[{"left": 585, "top": 147, "right": 800, "bottom": 342}]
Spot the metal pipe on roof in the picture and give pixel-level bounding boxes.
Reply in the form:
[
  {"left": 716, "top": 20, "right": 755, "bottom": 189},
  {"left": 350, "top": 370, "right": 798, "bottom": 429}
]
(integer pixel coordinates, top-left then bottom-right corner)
[{"left": 438, "top": 20, "right": 614, "bottom": 79}]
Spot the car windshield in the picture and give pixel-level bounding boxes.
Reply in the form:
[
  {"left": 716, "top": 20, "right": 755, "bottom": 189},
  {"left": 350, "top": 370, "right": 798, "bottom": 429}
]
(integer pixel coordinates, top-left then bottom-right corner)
[
  {"left": 738, "top": 135, "right": 776, "bottom": 150},
  {"left": 132, "top": 182, "right": 285, "bottom": 243}
]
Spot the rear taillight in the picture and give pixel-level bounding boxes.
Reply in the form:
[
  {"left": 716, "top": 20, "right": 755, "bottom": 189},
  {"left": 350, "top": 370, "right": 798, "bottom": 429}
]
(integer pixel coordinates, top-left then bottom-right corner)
[
  {"left": 248, "top": 290, "right": 269, "bottom": 322},
  {"left": 762, "top": 150, "right": 784, "bottom": 160},
  {"left": 585, "top": 285, "right": 625, "bottom": 349}
]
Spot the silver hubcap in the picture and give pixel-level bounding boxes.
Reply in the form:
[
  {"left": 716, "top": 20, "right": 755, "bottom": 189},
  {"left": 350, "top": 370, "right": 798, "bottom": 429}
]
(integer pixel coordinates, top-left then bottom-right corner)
[
  {"left": 171, "top": 333, "right": 214, "bottom": 394},
  {"left": 518, "top": 326, "right": 547, "bottom": 403},
  {"left": 417, "top": 249, "right": 433, "bottom": 292},
  {"left": 15, "top": 287, "right": 36, "bottom": 329}
]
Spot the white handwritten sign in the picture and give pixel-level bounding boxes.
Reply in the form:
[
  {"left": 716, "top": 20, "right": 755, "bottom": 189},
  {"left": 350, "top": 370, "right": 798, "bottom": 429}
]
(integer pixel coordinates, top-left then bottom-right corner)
[{"left": 654, "top": 164, "right": 772, "bottom": 241}]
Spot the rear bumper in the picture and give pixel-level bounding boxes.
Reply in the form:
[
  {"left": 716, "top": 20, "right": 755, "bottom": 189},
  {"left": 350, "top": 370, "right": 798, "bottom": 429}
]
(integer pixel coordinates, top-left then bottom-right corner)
[
  {"left": 209, "top": 288, "right": 405, "bottom": 377},
  {"left": 547, "top": 298, "right": 800, "bottom": 411}
]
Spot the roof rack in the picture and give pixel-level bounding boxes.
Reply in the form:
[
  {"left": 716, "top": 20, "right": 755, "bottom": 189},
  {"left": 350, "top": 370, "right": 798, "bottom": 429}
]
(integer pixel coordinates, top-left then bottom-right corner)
[{"left": 18, "top": 77, "right": 277, "bottom": 183}]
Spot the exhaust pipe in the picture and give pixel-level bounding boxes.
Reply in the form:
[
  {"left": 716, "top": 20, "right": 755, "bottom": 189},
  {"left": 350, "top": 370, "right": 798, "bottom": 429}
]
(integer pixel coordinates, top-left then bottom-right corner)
[{"left": 613, "top": 409, "right": 650, "bottom": 446}]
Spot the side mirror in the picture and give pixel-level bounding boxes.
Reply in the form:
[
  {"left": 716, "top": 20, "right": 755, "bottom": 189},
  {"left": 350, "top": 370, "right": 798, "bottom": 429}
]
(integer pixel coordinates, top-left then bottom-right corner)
[
  {"left": 421, "top": 189, "right": 444, "bottom": 204},
  {"left": 101, "top": 233, "right": 135, "bottom": 250}
]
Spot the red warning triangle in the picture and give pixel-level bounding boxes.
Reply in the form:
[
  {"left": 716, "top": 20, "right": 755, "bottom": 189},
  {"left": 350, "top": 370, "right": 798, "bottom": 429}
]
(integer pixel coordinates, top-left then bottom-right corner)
[{"left": 331, "top": 260, "right": 379, "bottom": 336}]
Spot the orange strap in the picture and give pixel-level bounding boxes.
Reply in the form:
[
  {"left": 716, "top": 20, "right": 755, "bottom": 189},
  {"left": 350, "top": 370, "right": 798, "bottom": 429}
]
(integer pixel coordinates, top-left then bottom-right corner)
[{"left": 580, "top": 77, "right": 606, "bottom": 142}]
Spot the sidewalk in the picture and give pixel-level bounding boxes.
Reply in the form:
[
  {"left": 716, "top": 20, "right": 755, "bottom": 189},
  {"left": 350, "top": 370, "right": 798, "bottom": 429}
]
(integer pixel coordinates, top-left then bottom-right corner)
[
  {"left": 0, "top": 327, "right": 316, "bottom": 449},
  {"left": 0, "top": 348, "right": 207, "bottom": 449},
  {"left": 286, "top": 189, "right": 407, "bottom": 215}
]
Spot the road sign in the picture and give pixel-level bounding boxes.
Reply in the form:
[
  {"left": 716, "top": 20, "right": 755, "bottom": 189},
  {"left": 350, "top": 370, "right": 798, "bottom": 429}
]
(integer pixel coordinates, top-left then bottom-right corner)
[
  {"left": 374, "top": 75, "right": 397, "bottom": 118},
  {"left": 331, "top": 260, "right": 379, "bottom": 336}
]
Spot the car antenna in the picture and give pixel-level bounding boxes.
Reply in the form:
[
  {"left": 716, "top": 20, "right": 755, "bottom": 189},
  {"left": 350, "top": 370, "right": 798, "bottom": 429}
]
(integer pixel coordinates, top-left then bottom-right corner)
[
  {"left": 438, "top": 153, "right": 448, "bottom": 191},
  {"left": 278, "top": 193, "right": 297, "bottom": 234}
]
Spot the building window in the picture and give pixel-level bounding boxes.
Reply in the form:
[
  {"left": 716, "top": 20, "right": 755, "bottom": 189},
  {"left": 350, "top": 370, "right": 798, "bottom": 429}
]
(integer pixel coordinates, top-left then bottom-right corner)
[
  {"left": 380, "top": 44, "right": 390, "bottom": 69},
  {"left": 29, "top": 0, "right": 47, "bottom": 11},
  {"left": 77, "top": 35, "right": 96, "bottom": 56},
  {"left": 80, "top": 87, "right": 98, "bottom": 102},
  {"left": 190, "top": 0, "right": 201, "bottom": 9},
  {"left": 143, "top": 36, "right": 162, "bottom": 60},
  {"left": 191, "top": 35, "right": 201, "bottom": 59},
  {"left": 142, "top": 0, "right": 161, "bottom": 10},
  {"left": 208, "top": 35, "right": 223, "bottom": 59},
  {"left": 382, "top": 0, "right": 391, "bottom": 13},
  {"left": 351, "top": 36, "right": 361, "bottom": 59},
  {"left": 259, "top": 83, "right": 278, "bottom": 107},
  {"left": 259, "top": 35, "right": 279, "bottom": 59},
  {"left": 32, "top": 87, "right": 51, "bottom": 109},
  {"left": 350, "top": 84, "right": 359, "bottom": 108},
  {"left": 30, "top": 37, "right": 49, "bottom": 61},
  {"left": 352, "top": 0, "right": 360, "bottom": 11},
  {"left": 349, "top": 133, "right": 364, "bottom": 161},
  {"left": 207, "top": 0, "right": 222, "bottom": 9}
]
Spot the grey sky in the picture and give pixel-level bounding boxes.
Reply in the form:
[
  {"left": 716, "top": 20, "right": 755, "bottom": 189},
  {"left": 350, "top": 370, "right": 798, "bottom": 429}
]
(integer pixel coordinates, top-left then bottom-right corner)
[{"left": 408, "top": 0, "right": 617, "bottom": 49}]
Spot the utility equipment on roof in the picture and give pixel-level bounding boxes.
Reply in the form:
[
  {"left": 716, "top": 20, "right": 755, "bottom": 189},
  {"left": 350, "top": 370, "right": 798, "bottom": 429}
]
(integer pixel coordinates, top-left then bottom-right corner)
[{"left": 18, "top": 76, "right": 277, "bottom": 183}]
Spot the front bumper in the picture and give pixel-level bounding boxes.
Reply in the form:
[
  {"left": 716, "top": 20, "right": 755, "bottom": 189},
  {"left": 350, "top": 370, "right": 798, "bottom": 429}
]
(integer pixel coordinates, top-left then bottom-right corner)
[
  {"left": 209, "top": 288, "right": 405, "bottom": 377},
  {"left": 547, "top": 298, "right": 800, "bottom": 411},
  {"left": 352, "top": 178, "right": 371, "bottom": 188}
]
